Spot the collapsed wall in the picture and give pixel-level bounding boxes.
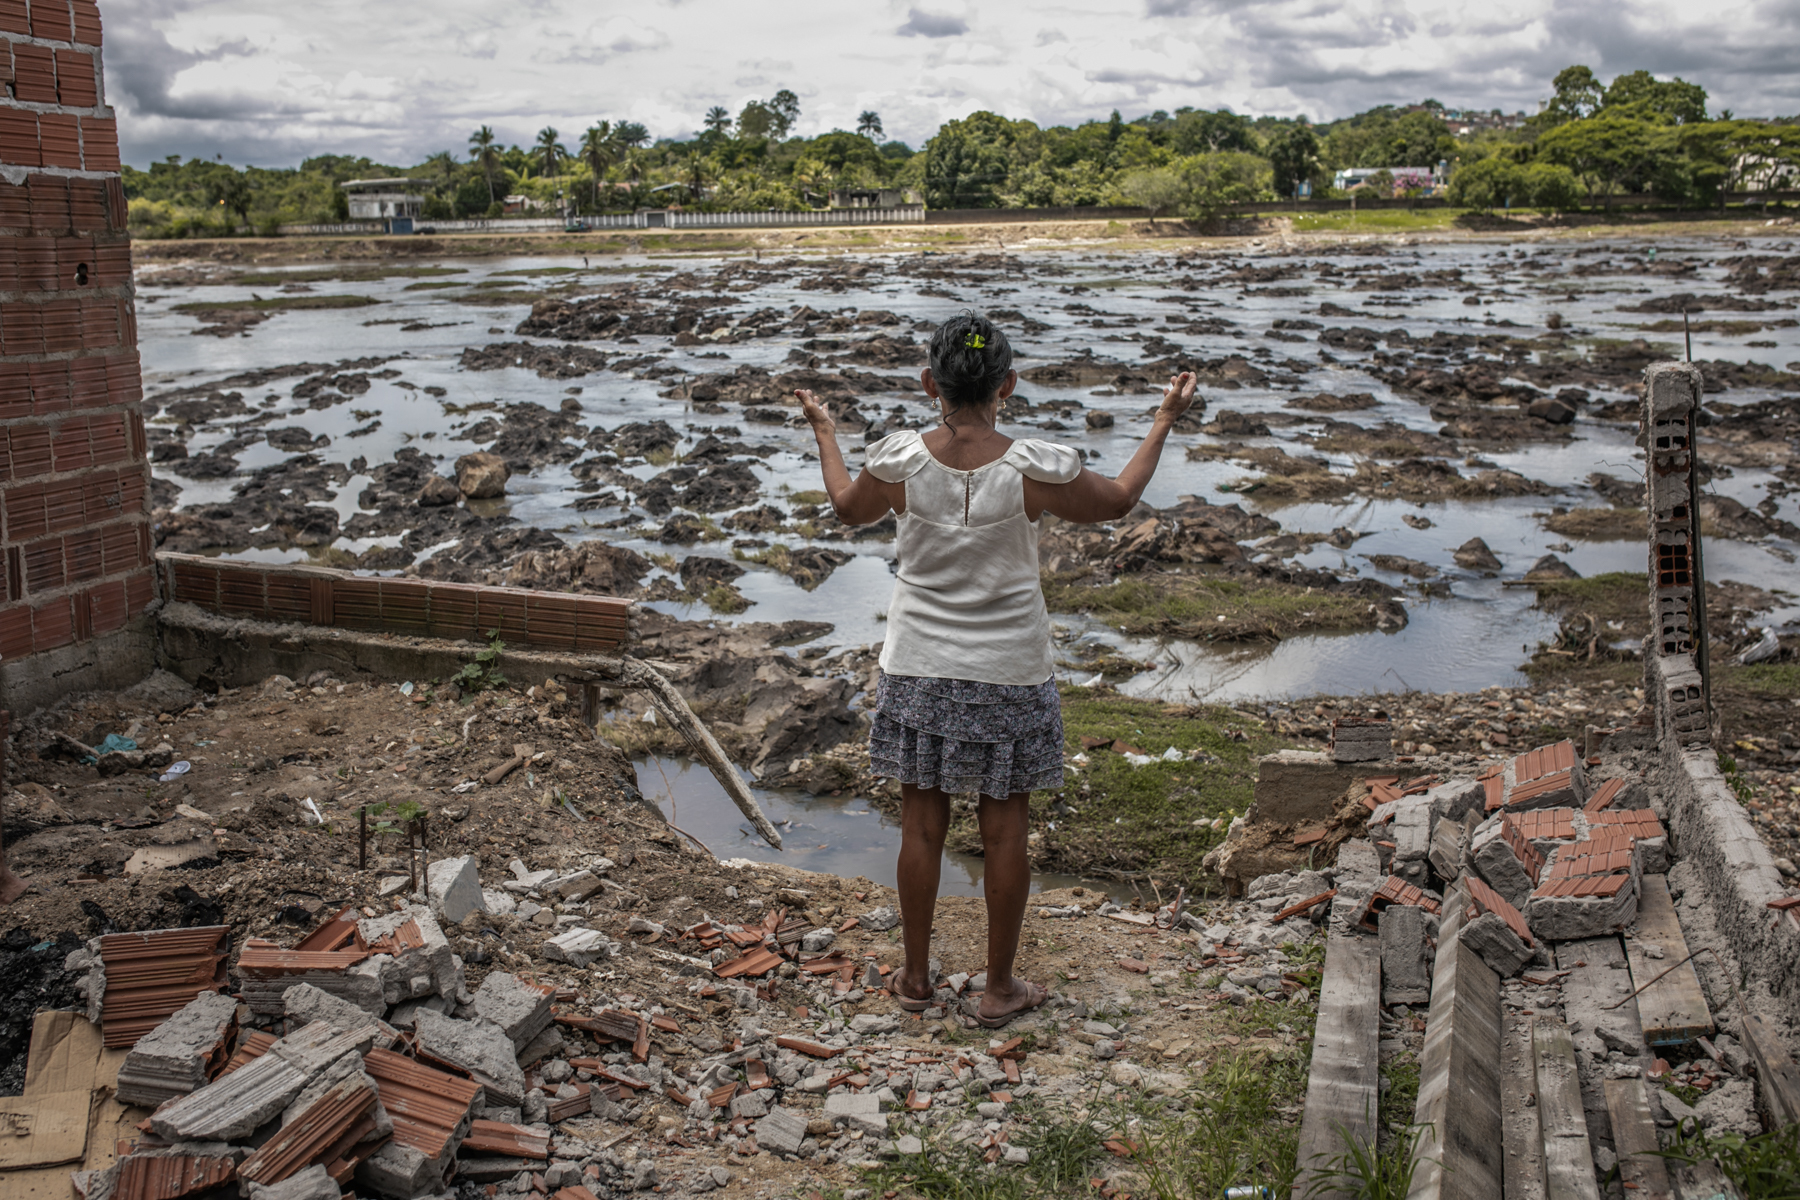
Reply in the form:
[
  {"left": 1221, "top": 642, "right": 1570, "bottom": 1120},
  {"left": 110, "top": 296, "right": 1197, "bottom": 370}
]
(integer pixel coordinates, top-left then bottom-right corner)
[
  {"left": 1635, "top": 364, "right": 1800, "bottom": 1005},
  {"left": 0, "top": 0, "right": 155, "bottom": 712}
]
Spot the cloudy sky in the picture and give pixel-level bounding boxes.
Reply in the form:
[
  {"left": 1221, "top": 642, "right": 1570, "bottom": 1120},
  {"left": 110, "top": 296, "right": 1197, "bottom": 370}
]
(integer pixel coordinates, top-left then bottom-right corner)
[{"left": 104, "top": 0, "right": 1800, "bottom": 168}]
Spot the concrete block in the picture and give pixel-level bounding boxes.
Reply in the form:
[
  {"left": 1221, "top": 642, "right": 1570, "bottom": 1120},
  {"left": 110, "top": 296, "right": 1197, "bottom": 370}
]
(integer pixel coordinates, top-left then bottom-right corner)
[
  {"left": 415, "top": 1009, "right": 526, "bottom": 1106},
  {"left": 1390, "top": 798, "right": 1435, "bottom": 868},
  {"left": 1525, "top": 875, "right": 1639, "bottom": 942},
  {"left": 1471, "top": 821, "right": 1536, "bottom": 912},
  {"left": 1330, "top": 718, "right": 1392, "bottom": 762},
  {"left": 545, "top": 869, "right": 602, "bottom": 900},
  {"left": 1329, "top": 838, "right": 1381, "bottom": 938},
  {"left": 426, "top": 855, "right": 486, "bottom": 925},
  {"left": 355, "top": 1139, "right": 441, "bottom": 1199},
  {"left": 824, "top": 1093, "right": 881, "bottom": 1122},
  {"left": 541, "top": 927, "right": 619, "bottom": 966},
  {"left": 245, "top": 1163, "right": 340, "bottom": 1200},
  {"left": 756, "top": 1106, "right": 808, "bottom": 1154},
  {"left": 860, "top": 906, "right": 901, "bottom": 931},
  {"left": 800, "top": 928, "right": 836, "bottom": 952},
  {"left": 1253, "top": 751, "right": 1395, "bottom": 826},
  {"left": 146, "top": 1050, "right": 310, "bottom": 1142},
  {"left": 1380, "top": 904, "right": 1432, "bottom": 1004},
  {"left": 357, "top": 906, "right": 461, "bottom": 1004},
  {"left": 282, "top": 982, "right": 398, "bottom": 1048},
  {"left": 269, "top": 1021, "right": 381, "bottom": 1076},
  {"left": 281, "top": 1051, "right": 392, "bottom": 1143},
  {"left": 1461, "top": 913, "right": 1533, "bottom": 978},
  {"left": 1427, "top": 779, "right": 1486, "bottom": 825},
  {"left": 471, "top": 972, "right": 553, "bottom": 1051},
  {"left": 115, "top": 990, "right": 240, "bottom": 1108},
  {"left": 1428, "top": 813, "right": 1467, "bottom": 883},
  {"left": 730, "top": 1090, "right": 768, "bottom": 1119}
]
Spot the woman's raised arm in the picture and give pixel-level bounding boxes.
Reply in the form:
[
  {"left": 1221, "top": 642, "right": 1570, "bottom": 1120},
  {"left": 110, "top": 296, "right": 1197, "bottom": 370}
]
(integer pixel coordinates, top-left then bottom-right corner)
[
  {"left": 797, "top": 388, "right": 902, "bottom": 526},
  {"left": 1026, "top": 372, "right": 1196, "bottom": 523}
]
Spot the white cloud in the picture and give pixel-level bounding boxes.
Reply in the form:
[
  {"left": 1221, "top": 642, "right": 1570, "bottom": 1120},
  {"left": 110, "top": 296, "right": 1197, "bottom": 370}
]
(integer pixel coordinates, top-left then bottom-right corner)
[{"left": 100, "top": 0, "right": 1800, "bottom": 168}]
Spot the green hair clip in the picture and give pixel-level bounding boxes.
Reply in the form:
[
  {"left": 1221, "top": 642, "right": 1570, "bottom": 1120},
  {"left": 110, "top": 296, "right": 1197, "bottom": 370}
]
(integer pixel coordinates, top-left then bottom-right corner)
[{"left": 964, "top": 333, "right": 986, "bottom": 349}]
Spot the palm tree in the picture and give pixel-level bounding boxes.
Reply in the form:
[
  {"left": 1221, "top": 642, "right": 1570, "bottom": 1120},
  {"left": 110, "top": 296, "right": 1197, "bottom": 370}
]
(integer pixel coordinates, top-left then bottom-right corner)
[
  {"left": 791, "top": 157, "right": 826, "bottom": 206},
  {"left": 703, "top": 106, "right": 732, "bottom": 136},
  {"left": 682, "top": 150, "right": 713, "bottom": 203},
  {"left": 423, "top": 150, "right": 456, "bottom": 194},
  {"left": 614, "top": 121, "right": 650, "bottom": 150},
  {"left": 534, "top": 127, "right": 568, "bottom": 178},
  {"left": 468, "top": 125, "right": 502, "bottom": 204},
  {"left": 856, "top": 110, "right": 884, "bottom": 141},
  {"left": 580, "top": 122, "right": 618, "bottom": 210}
]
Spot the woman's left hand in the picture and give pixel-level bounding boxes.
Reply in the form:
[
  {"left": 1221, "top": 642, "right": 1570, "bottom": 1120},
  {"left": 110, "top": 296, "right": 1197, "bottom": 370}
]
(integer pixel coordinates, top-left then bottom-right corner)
[{"left": 796, "top": 388, "right": 836, "bottom": 438}]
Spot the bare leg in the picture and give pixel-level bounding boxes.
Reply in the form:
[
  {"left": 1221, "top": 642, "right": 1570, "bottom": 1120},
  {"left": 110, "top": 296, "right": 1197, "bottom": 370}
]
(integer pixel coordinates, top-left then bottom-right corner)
[
  {"left": 977, "top": 792, "right": 1047, "bottom": 1021},
  {"left": 892, "top": 783, "right": 948, "bottom": 1003}
]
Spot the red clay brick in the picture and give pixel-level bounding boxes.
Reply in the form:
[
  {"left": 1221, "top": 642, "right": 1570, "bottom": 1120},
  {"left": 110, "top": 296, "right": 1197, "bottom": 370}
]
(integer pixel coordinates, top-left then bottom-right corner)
[
  {"left": 1513, "top": 740, "right": 1577, "bottom": 784},
  {"left": 28, "top": 174, "right": 70, "bottom": 231},
  {"left": 10, "top": 43, "right": 56, "bottom": 103},
  {"left": 39, "top": 113, "right": 82, "bottom": 169},
  {"left": 31, "top": 360, "right": 71, "bottom": 415},
  {"left": 68, "top": 356, "right": 105, "bottom": 408},
  {"left": 44, "top": 476, "right": 85, "bottom": 532},
  {"left": 79, "top": 295, "right": 118, "bottom": 346},
  {"left": 0, "top": 0, "right": 30, "bottom": 35},
  {"left": 69, "top": 0, "right": 99, "bottom": 44},
  {"left": 0, "top": 302, "right": 45, "bottom": 355},
  {"left": 6, "top": 425, "right": 53, "bottom": 479},
  {"left": 68, "top": 177, "right": 107, "bottom": 231},
  {"left": 78, "top": 115, "right": 118, "bottom": 171},
  {"left": 0, "top": 109, "right": 39, "bottom": 168},
  {"left": 23, "top": 536, "right": 64, "bottom": 592},
  {"left": 54, "top": 47, "right": 98, "bottom": 106},
  {"left": 51, "top": 417, "right": 94, "bottom": 472},
  {"left": 0, "top": 180, "right": 28, "bottom": 229},
  {"left": 0, "top": 603, "right": 32, "bottom": 657},
  {"left": 30, "top": 0, "right": 73, "bottom": 41},
  {"left": 88, "top": 577, "right": 127, "bottom": 633},
  {"left": 32, "top": 595, "right": 73, "bottom": 649},
  {"left": 92, "top": 239, "right": 129, "bottom": 286},
  {"left": 103, "top": 176, "right": 125, "bottom": 230},
  {"left": 0, "top": 374, "right": 29, "bottom": 422},
  {"left": 1584, "top": 778, "right": 1626, "bottom": 813},
  {"left": 41, "top": 297, "right": 82, "bottom": 351},
  {"left": 124, "top": 566, "right": 153, "bottom": 615},
  {"left": 14, "top": 234, "right": 56, "bottom": 290}
]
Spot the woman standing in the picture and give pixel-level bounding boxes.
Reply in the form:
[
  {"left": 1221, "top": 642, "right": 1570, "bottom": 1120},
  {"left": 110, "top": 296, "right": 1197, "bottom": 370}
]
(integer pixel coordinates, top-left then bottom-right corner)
[{"left": 797, "top": 312, "right": 1197, "bottom": 1028}]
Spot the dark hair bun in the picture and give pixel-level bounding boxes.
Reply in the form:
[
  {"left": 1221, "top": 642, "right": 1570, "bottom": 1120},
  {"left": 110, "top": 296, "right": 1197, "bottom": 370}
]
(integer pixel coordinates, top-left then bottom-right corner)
[{"left": 928, "top": 311, "right": 1013, "bottom": 412}]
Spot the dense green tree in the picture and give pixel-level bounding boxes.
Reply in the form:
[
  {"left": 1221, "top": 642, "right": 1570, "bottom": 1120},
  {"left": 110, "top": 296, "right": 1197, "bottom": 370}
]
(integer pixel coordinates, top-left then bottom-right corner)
[
  {"left": 580, "top": 122, "right": 619, "bottom": 209},
  {"left": 1266, "top": 123, "right": 1321, "bottom": 198},
  {"left": 923, "top": 112, "right": 1029, "bottom": 207},
  {"left": 1171, "top": 109, "right": 1258, "bottom": 155},
  {"left": 533, "top": 127, "right": 568, "bottom": 177},
  {"left": 1603, "top": 71, "right": 1709, "bottom": 125}
]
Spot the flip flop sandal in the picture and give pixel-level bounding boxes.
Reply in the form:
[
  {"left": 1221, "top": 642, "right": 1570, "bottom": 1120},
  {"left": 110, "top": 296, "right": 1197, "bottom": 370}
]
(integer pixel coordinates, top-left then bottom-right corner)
[
  {"left": 895, "top": 993, "right": 936, "bottom": 1013},
  {"left": 966, "top": 981, "right": 1050, "bottom": 1030}
]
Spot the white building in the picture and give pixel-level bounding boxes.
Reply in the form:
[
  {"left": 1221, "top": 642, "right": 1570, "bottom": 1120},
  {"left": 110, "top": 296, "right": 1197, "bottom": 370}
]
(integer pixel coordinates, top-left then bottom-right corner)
[
  {"left": 341, "top": 178, "right": 425, "bottom": 220},
  {"left": 1333, "top": 164, "right": 1447, "bottom": 193}
]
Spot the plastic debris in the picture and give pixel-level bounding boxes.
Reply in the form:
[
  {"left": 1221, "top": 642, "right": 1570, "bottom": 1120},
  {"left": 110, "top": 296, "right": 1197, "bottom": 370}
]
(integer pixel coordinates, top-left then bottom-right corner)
[{"left": 159, "top": 761, "right": 192, "bottom": 783}]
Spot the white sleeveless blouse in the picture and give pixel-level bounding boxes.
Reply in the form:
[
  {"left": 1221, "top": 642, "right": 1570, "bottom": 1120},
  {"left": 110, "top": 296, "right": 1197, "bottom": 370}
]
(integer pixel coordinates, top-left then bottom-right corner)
[{"left": 864, "top": 430, "right": 1083, "bottom": 686}]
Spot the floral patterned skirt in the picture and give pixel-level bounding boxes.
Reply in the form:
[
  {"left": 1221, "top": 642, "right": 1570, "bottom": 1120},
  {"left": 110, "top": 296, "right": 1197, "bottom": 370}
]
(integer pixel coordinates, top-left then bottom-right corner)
[{"left": 868, "top": 672, "right": 1064, "bottom": 799}]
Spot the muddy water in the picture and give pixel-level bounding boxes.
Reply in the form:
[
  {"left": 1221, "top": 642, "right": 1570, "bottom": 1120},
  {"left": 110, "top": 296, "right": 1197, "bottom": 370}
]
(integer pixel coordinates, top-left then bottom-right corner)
[
  {"left": 137, "top": 235, "right": 1800, "bottom": 706},
  {"left": 638, "top": 755, "right": 1130, "bottom": 900}
]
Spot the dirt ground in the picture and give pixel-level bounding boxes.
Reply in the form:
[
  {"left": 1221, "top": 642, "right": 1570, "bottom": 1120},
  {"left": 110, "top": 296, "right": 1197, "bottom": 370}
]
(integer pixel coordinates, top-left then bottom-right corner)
[{"left": 0, "top": 669, "right": 1334, "bottom": 1198}]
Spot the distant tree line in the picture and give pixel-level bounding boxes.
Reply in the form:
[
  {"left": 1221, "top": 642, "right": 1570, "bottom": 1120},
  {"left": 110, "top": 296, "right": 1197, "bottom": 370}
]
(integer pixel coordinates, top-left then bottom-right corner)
[{"left": 119, "top": 69, "right": 1800, "bottom": 237}]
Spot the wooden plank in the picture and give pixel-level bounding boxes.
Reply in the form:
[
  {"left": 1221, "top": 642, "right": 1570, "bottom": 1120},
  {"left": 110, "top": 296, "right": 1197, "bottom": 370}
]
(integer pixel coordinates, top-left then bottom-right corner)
[
  {"left": 1739, "top": 1013, "right": 1800, "bottom": 1130},
  {"left": 1409, "top": 882, "right": 1504, "bottom": 1200},
  {"left": 1625, "top": 876, "right": 1713, "bottom": 1047},
  {"left": 1533, "top": 1018, "right": 1602, "bottom": 1200},
  {"left": 1293, "top": 934, "right": 1380, "bottom": 1200},
  {"left": 1501, "top": 1013, "right": 1547, "bottom": 1200},
  {"left": 1603, "top": 1078, "right": 1673, "bottom": 1200},
  {"left": 1554, "top": 937, "right": 1644, "bottom": 1058}
]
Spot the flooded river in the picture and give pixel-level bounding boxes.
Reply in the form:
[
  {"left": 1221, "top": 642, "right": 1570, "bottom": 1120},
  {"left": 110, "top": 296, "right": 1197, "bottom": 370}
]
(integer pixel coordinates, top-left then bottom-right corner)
[{"left": 136, "top": 232, "right": 1800, "bottom": 704}]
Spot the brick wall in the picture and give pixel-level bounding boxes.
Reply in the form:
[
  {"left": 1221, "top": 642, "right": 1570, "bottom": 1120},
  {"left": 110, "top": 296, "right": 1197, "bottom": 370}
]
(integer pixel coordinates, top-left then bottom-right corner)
[{"left": 0, "top": 1, "right": 153, "bottom": 677}]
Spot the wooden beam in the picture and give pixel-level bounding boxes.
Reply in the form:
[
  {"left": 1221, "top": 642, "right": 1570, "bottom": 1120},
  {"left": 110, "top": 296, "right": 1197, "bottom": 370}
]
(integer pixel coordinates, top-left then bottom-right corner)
[
  {"left": 1625, "top": 876, "right": 1713, "bottom": 1047},
  {"left": 1501, "top": 1013, "right": 1547, "bottom": 1200},
  {"left": 1293, "top": 934, "right": 1380, "bottom": 1200},
  {"left": 1533, "top": 1018, "right": 1601, "bottom": 1200},
  {"left": 620, "top": 657, "right": 784, "bottom": 849},
  {"left": 1739, "top": 1012, "right": 1800, "bottom": 1130},
  {"left": 1603, "top": 1078, "right": 1673, "bottom": 1200},
  {"left": 1409, "top": 882, "right": 1505, "bottom": 1200}
]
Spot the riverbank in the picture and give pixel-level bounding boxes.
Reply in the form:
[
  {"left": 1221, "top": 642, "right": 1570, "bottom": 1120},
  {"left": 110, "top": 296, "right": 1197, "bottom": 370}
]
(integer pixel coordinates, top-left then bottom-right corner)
[{"left": 126, "top": 207, "right": 1799, "bottom": 267}]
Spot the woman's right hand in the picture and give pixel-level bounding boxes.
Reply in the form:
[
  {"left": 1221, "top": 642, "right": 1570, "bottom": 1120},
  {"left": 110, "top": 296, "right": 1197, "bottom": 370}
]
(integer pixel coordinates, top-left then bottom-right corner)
[
  {"left": 796, "top": 388, "right": 836, "bottom": 438},
  {"left": 1157, "top": 372, "right": 1198, "bottom": 424}
]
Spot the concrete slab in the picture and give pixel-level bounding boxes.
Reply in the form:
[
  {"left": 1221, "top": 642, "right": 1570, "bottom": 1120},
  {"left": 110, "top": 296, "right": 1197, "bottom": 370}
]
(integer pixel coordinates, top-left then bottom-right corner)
[
  {"left": 1500, "top": 1013, "right": 1547, "bottom": 1200},
  {"left": 115, "top": 991, "right": 239, "bottom": 1108},
  {"left": 1532, "top": 1017, "right": 1602, "bottom": 1200},
  {"left": 1294, "top": 934, "right": 1380, "bottom": 1200}
]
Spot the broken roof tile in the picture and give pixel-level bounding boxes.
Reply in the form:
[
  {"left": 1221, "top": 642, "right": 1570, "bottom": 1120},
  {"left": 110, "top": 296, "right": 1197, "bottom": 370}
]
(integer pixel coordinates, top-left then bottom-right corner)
[
  {"left": 96, "top": 926, "right": 232, "bottom": 1049},
  {"left": 363, "top": 1048, "right": 482, "bottom": 1164},
  {"left": 111, "top": 1152, "right": 239, "bottom": 1200},
  {"left": 236, "top": 1071, "right": 378, "bottom": 1188},
  {"left": 1584, "top": 778, "right": 1627, "bottom": 814},
  {"left": 461, "top": 1119, "right": 550, "bottom": 1160}
]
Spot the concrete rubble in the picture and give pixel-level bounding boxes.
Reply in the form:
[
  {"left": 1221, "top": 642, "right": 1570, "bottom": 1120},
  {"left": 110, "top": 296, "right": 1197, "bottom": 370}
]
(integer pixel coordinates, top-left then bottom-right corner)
[{"left": 113, "top": 990, "right": 241, "bottom": 1108}]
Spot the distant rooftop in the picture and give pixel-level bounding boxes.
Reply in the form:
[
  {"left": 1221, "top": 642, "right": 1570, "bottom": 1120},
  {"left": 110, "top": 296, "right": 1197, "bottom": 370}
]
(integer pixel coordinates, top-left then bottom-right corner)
[{"left": 340, "top": 178, "right": 419, "bottom": 191}]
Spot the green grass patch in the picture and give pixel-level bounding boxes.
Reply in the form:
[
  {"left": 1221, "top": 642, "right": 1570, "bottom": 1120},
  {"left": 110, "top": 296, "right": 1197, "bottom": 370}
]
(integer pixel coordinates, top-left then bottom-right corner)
[
  {"left": 1043, "top": 573, "right": 1378, "bottom": 642},
  {"left": 787, "top": 489, "right": 829, "bottom": 505},
  {"left": 1527, "top": 571, "right": 1647, "bottom": 632},
  {"left": 229, "top": 265, "right": 466, "bottom": 286},
  {"left": 493, "top": 266, "right": 586, "bottom": 277},
  {"left": 968, "top": 688, "right": 1292, "bottom": 885},
  {"left": 701, "top": 584, "right": 750, "bottom": 614},
  {"left": 172, "top": 294, "right": 382, "bottom": 313},
  {"left": 1284, "top": 209, "right": 1468, "bottom": 233},
  {"left": 1719, "top": 662, "right": 1800, "bottom": 697},
  {"left": 403, "top": 280, "right": 467, "bottom": 291}
]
